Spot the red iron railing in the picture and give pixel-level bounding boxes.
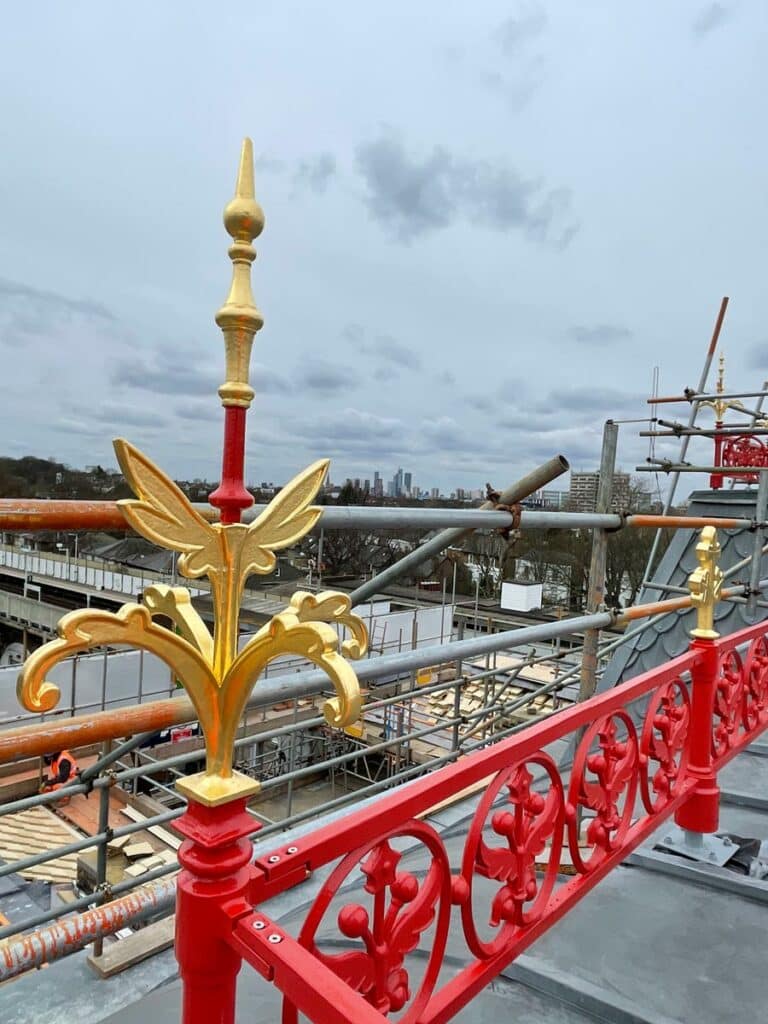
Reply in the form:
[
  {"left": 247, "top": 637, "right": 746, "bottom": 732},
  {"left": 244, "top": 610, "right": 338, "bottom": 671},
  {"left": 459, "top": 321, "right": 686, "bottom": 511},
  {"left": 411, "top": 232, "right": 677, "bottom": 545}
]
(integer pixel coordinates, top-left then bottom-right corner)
[{"left": 169, "top": 620, "right": 768, "bottom": 1024}]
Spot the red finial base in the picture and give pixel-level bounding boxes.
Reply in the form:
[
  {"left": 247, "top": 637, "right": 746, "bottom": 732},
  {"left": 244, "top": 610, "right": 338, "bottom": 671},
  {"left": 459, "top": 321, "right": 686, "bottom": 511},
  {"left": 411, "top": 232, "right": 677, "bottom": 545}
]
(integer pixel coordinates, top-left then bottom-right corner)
[
  {"left": 175, "top": 798, "right": 258, "bottom": 1024},
  {"left": 209, "top": 406, "right": 254, "bottom": 525}
]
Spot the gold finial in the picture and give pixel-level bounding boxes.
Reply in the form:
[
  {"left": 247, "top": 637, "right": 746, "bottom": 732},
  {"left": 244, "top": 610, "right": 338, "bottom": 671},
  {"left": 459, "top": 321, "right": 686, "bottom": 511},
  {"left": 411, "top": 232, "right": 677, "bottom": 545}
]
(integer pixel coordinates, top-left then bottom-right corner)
[
  {"left": 701, "top": 352, "right": 744, "bottom": 422},
  {"left": 17, "top": 443, "right": 367, "bottom": 806},
  {"left": 688, "top": 525, "right": 723, "bottom": 639},
  {"left": 215, "top": 138, "right": 265, "bottom": 409}
]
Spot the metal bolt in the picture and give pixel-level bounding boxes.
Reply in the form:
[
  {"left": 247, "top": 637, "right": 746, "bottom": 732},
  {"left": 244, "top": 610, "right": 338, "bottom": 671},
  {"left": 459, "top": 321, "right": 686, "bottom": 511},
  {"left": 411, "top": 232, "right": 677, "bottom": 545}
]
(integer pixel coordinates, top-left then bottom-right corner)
[
  {"left": 708, "top": 851, "right": 718, "bottom": 862},
  {"left": 268, "top": 855, "right": 280, "bottom": 864},
  {"left": 723, "top": 837, "right": 733, "bottom": 846},
  {"left": 268, "top": 933, "right": 282, "bottom": 944},
  {"left": 663, "top": 835, "right": 672, "bottom": 845},
  {"left": 253, "top": 920, "right": 265, "bottom": 930},
  {"left": 287, "top": 846, "right": 298, "bottom": 854}
]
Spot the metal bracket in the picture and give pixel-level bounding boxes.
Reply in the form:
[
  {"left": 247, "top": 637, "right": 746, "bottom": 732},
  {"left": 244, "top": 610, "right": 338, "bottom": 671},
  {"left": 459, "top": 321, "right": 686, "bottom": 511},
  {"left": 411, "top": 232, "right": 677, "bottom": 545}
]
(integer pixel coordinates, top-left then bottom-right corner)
[{"left": 656, "top": 826, "right": 736, "bottom": 867}]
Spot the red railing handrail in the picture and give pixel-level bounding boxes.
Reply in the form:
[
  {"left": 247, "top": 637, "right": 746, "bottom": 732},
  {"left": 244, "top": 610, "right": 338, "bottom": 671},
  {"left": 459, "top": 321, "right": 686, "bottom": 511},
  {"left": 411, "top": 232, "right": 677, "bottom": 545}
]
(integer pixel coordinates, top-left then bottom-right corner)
[{"left": 251, "top": 646, "right": 699, "bottom": 893}]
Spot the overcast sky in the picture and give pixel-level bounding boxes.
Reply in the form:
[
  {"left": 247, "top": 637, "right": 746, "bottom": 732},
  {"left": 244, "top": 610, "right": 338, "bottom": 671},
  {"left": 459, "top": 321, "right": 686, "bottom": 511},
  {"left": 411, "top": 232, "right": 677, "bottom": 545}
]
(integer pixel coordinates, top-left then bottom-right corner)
[{"left": 1, "top": 1, "right": 767, "bottom": 497}]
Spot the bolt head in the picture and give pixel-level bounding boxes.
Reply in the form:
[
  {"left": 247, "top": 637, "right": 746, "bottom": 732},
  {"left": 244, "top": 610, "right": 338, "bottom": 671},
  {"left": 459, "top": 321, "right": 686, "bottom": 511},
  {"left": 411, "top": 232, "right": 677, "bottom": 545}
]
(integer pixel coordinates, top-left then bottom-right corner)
[
  {"left": 268, "top": 855, "right": 280, "bottom": 863},
  {"left": 287, "top": 846, "right": 298, "bottom": 854},
  {"left": 268, "top": 933, "right": 282, "bottom": 944},
  {"left": 253, "top": 920, "right": 265, "bottom": 930}
]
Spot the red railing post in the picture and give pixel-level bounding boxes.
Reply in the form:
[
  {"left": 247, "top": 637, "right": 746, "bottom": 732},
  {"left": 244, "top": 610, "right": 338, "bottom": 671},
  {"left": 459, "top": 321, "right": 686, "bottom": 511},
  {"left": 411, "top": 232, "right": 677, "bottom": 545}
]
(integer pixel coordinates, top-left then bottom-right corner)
[
  {"left": 675, "top": 636, "right": 719, "bottom": 835},
  {"left": 174, "top": 798, "right": 256, "bottom": 1024},
  {"left": 675, "top": 525, "right": 723, "bottom": 838}
]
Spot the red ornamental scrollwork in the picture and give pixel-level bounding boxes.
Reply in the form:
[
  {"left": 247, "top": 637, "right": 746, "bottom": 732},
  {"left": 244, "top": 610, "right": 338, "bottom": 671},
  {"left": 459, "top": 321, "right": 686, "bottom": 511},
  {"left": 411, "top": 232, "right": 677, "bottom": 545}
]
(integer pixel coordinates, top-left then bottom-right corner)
[
  {"left": 567, "top": 711, "right": 638, "bottom": 873},
  {"left": 742, "top": 636, "right": 768, "bottom": 733},
  {"left": 721, "top": 435, "right": 768, "bottom": 482},
  {"left": 282, "top": 822, "right": 451, "bottom": 1024},
  {"left": 712, "top": 649, "right": 744, "bottom": 757},
  {"left": 639, "top": 678, "right": 691, "bottom": 813},
  {"left": 458, "top": 755, "right": 565, "bottom": 960}
]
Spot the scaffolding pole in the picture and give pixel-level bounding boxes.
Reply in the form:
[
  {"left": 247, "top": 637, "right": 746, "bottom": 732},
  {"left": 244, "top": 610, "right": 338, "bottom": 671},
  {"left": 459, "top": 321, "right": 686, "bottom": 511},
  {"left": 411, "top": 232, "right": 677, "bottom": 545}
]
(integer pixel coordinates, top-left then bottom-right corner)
[
  {"left": 579, "top": 420, "right": 618, "bottom": 702},
  {"left": 641, "top": 296, "right": 728, "bottom": 583}
]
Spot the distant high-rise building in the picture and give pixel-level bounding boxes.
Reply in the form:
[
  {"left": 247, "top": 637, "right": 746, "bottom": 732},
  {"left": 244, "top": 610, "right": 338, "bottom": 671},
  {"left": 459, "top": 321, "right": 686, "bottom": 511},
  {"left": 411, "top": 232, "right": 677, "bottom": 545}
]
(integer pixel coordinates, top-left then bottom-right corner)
[
  {"left": 430, "top": 487, "right": 440, "bottom": 499},
  {"left": 568, "top": 472, "right": 631, "bottom": 513},
  {"left": 353, "top": 478, "right": 361, "bottom": 490},
  {"left": 364, "top": 479, "right": 370, "bottom": 492},
  {"left": 404, "top": 472, "right": 412, "bottom": 495},
  {"left": 393, "top": 467, "right": 405, "bottom": 497}
]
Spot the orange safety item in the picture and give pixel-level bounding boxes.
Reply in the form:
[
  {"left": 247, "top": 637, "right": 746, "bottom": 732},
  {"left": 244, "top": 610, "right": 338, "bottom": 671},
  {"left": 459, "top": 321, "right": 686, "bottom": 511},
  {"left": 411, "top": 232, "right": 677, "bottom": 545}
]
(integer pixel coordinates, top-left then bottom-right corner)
[{"left": 45, "top": 750, "right": 79, "bottom": 792}]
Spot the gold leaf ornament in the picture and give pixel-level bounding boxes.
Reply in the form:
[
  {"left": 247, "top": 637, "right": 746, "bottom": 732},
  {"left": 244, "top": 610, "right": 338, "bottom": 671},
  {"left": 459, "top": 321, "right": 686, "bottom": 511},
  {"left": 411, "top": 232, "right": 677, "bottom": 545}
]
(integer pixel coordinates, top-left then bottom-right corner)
[{"left": 17, "top": 441, "right": 368, "bottom": 806}]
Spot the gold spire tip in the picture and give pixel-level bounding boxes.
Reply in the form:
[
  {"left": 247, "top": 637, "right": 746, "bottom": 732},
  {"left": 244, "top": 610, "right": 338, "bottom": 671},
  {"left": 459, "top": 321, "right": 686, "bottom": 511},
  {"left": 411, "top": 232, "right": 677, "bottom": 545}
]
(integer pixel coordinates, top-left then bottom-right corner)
[
  {"left": 216, "top": 137, "right": 265, "bottom": 408},
  {"left": 223, "top": 138, "right": 264, "bottom": 243}
]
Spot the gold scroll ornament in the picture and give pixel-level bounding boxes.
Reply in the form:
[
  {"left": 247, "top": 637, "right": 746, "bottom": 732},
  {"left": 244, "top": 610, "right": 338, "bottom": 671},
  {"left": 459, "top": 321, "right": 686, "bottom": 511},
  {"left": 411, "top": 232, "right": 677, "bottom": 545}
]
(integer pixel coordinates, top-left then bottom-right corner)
[
  {"left": 17, "top": 441, "right": 367, "bottom": 806},
  {"left": 688, "top": 525, "right": 723, "bottom": 640}
]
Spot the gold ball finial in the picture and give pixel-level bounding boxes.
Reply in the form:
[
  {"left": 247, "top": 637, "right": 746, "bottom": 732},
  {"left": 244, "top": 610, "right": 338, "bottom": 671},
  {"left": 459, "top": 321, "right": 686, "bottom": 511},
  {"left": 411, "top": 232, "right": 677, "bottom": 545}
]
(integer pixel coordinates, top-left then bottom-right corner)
[{"left": 223, "top": 138, "right": 265, "bottom": 243}]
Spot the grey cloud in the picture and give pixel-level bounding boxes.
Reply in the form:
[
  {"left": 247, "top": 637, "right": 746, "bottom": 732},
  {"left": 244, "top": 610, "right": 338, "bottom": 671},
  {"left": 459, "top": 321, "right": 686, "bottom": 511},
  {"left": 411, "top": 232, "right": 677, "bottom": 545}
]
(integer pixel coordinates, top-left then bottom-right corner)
[
  {"left": 294, "top": 153, "right": 336, "bottom": 194},
  {"left": 287, "top": 408, "right": 408, "bottom": 460},
  {"left": 0, "top": 277, "right": 115, "bottom": 322},
  {"left": 113, "top": 350, "right": 288, "bottom": 398},
  {"left": 296, "top": 359, "right": 360, "bottom": 394},
  {"left": 496, "top": 3, "right": 547, "bottom": 56},
  {"left": 342, "top": 323, "right": 365, "bottom": 345},
  {"left": 175, "top": 402, "right": 221, "bottom": 422},
  {"left": 255, "top": 154, "right": 286, "bottom": 174},
  {"left": 356, "top": 135, "right": 578, "bottom": 246},
  {"left": 54, "top": 418, "right": 102, "bottom": 437},
  {"left": 540, "top": 386, "right": 644, "bottom": 417},
  {"left": 361, "top": 333, "right": 421, "bottom": 370},
  {"left": 479, "top": 68, "right": 543, "bottom": 113},
  {"left": 0, "top": 277, "right": 117, "bottom": 349},
  {"left": 420, "top": 416, "right": 468, "bottom": 452},
  {"left": 252, "top": 364, "right": 291, "bottom": 394},
  {"left": 567, "top": 323, "right": 634, "bottom": 345},
  {"left": 499, "top": 410, "right": 546, "bottom": 431},
  {"left": 692, "top": 3, "right": 734, "bottom": 37},
  {"left": 113, "top": 357, "right": 218, "bottom": 396},
  {"left": 373, "top": 365, "right": 398, "bottom": 382},
  {"left": 466, "top": 394, "right": 494, "bottom": 413},
  {"left": 255, "top": 152, "right": 336, "bottom": 194},
  {"left": 92, "top": 405, "right": 170, "bottom": 429},
  {"left": 436, "top": 370, "right": 456, "bottom": 386},
  {"left": 747, "top": 343, "right": 768, "bottom": 369}
]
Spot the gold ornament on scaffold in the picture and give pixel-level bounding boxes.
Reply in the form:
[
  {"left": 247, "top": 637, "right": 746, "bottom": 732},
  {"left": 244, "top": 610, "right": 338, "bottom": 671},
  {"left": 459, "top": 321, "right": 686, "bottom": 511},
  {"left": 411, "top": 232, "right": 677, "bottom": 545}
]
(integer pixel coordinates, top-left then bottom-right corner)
[
  {"left": 17, "top": 140, "right": 368, "bottom": 807},
  {"left": 688, "top": 525, "right": 723, "bottom": 640}
]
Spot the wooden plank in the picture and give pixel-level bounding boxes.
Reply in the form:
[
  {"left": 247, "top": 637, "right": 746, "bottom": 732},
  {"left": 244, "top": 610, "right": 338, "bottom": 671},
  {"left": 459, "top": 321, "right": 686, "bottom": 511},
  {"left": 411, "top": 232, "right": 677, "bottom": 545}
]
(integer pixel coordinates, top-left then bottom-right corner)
[
  {"left": 124, "top": 862, "right": 149, "bottom": 878},
  {"left": 87, "top": 915, "right": 176, "bottom": 978},
  {"left": 120, "top": 807, "right": 181, "bottom": 850},
  {"left": 124, "top": 842, "right": 154, "bottom": 860}
]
